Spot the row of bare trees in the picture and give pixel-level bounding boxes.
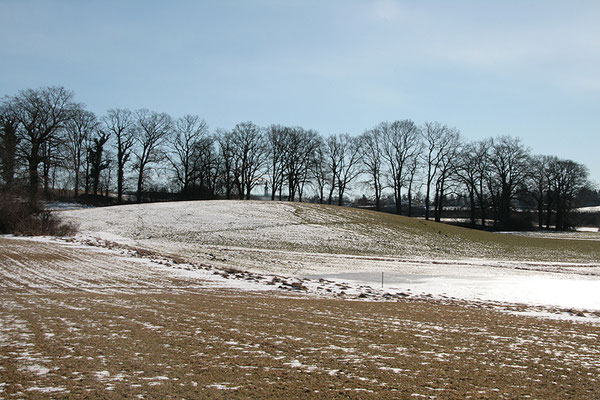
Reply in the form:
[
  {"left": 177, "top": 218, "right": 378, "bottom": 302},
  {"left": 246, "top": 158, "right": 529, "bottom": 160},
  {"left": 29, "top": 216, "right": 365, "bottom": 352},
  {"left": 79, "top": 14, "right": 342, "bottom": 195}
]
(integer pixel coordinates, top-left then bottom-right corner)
[{"left": 0, "top": 86, "right": 592, "bottom": 230}]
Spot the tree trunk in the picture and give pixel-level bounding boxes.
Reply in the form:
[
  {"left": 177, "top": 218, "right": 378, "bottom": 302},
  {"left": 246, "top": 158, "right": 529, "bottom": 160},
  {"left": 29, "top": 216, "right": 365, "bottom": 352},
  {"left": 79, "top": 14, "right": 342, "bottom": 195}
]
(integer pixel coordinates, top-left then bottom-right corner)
[
  {"left": 424, "top": 184, "right": 431, "bottom": 220},
  {"left": 469, "top": 189, "right": 476, "bottom": 226},
  {"left": 0, "top": 126, "right": 17, "bottom": 187},
  {"left": 328, "top": 185, "right": 335, "bottom": 205},
  {"left": 537, "top": 199, "right": 543, "bottom": 229},
  {"left": 43, "top": 156, "right": 51, "bottom": 196},
  {"left": 117, "top": 160, "right": 124, "bottom": 204},
  {"left": 477, "top": 182, "right": 486, "bottom": 227},
  {"left": 545, "top": 196, "right": 552, "bottom": 230},
  {"left": 395, "top": 186, "right": 402, "bottom": 215},
  {"left": 85, "top": 158, "right": 90, "bottom": 195},
  {"left": 434, "top": 190, "right": 442, "bottom": 223},
  {"left": 337, "top": 186, "right": 344, "bottom": 206},
  {"left": 28, "top": 155, "right": 40, "bottom": 206},
  {"left": 93, "top": 174, "right": 100, "bottom": 196},
  {"left": 136, "top": 167, "right": 144, "bottom": 203},
  {"left": 74, "top": 166, "right": 80, "bottom": 200}
]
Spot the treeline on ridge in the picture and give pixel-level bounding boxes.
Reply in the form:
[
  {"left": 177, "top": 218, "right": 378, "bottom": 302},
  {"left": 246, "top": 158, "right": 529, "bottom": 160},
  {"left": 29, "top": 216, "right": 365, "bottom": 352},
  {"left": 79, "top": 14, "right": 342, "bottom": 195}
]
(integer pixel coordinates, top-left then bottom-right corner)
[{"left": 1, "top": 86, "right": 598, "bottom": 233}]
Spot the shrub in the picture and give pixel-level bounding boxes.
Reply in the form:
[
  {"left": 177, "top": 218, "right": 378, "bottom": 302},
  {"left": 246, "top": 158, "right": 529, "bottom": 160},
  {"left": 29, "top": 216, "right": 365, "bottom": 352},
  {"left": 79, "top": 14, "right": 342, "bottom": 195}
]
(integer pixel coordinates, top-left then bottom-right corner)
[{"left": 0, "top": 192, "right": 77, "bottom": 236}]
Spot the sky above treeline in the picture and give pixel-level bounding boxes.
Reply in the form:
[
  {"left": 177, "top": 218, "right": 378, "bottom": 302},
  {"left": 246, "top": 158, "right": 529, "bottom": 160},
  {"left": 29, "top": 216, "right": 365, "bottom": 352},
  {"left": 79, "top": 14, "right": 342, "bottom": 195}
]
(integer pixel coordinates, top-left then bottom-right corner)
[{"left": 1, "top": 0, "right": 599, "bottom": 184}]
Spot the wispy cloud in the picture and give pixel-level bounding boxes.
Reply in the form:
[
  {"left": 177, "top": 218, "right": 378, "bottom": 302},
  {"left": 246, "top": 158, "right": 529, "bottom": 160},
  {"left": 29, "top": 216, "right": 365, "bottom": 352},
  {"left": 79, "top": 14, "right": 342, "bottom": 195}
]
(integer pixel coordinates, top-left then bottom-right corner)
[
  {"left": 370, "top": 0, "right": 407, "bottom": 21},
  {"left": 359, "top": 1, "right": 600, "bottom": 93}
]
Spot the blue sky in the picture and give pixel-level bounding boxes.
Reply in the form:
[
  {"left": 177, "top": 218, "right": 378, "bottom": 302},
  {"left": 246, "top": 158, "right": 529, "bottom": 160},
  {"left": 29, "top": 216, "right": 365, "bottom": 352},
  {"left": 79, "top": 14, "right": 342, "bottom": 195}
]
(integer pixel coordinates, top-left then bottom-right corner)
[{"left": 1, "top": 0, "right": 599, "bottom": 183}]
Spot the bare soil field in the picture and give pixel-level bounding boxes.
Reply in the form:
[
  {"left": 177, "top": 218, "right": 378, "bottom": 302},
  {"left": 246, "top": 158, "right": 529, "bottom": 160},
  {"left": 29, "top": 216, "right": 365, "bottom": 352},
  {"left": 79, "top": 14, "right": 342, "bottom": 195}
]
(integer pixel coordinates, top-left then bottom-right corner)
[{"left": 1, "top": 236, "right": 600, "bottom": 399}]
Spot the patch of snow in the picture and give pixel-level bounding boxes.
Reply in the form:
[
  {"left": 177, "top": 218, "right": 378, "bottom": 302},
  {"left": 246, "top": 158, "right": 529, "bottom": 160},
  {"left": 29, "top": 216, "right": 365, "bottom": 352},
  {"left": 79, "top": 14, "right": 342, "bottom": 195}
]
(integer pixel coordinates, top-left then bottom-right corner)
[
  {"left": 576, "top": 206, "right": 600, "bottom": 213},
  {"left": 577, "top": 227, "right": 600, "bottom": 232},
  {"left": 26, "top": 386, "right": 67, "bottom": 393},
  {"left": 206, "top": 383, "right": 240, "bottom": 390},
  {"left": 312, "top": 270, "right": 600, "bottom": 311},
  {"left": 25, "top": 365, "right": 50, "bottom": 375},
  {"left": 510, "top": 310, "right": 600, "bottom": 325},
  {"left": 95, "top": 371, "right": 110, "bottom": 379}
]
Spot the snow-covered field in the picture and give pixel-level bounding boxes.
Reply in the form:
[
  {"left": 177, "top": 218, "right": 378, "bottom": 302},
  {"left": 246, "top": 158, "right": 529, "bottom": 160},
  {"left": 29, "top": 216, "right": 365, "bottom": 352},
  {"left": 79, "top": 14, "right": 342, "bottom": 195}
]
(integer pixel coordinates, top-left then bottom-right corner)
[
  {"left": 60, "top": 200, "right": 600, "bottom": 315},
  {"left": 3, "top": 201, "right": 600, "bottom": 397}
]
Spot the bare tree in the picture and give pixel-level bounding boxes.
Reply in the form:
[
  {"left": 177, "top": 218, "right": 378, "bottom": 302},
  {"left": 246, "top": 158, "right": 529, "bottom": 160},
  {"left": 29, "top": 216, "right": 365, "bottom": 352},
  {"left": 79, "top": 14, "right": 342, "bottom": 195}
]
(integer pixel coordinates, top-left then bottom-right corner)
[
  {"left": 359, "top": 128, "right": 384, "bottom": 211},
  {"left": 188, "top": 134, "right": 220, "bottom": 198},
  {"left": 103, "top": 109, "right": 135, "bottom": 204},
  {"left": 487, "top": 136, "right": 531, "bottom": 229},
  {"left": 231, "top": 122, "right": 266, "bottom": 200},
  {"left": 167, "top": 115, "right": 209, "bottom": 195},
  {"left": 65, "top": 108, "right": 98, "bottom": 200},
  {"left": 7, "top": 87, "right": 77, "bottom": 204},
  {"left": 87, "top": 128, "right": 111, "bottom": 196},
  {"left": 324, "top": 135, "right": 342, "bottom": 205},
  {"left": 432, "top": 135, "right": 460, "bottom": 222},
  {"left": 528, "top": 155, "right": 553, "bottom": 229},
  {"left": 405, "top": 155, "right": 421, "bottom": 217},
  {"left": 265, "top": 125, "right": 288, "bottom": 200},
  {"left": 381, "top": 120, "right": 422, "bottom": 215},
  {"left": 0, "top": 102, "right": 21, "bottom": 187},
  {"left": 40, "top": 132, "right": 64, "bottom": 195},
  {"left": 284, "top": 128, "right": 319, "bottom": 202},
  {"left": 102, "top": 150, "right": 114, "bottom": 198},
  {"left": 217, "top": 129, "right": 237, "bottom": 199},
  {"left": 133, "top": 109, "right": 173, "bottom": 203},
  {"left": 324, "top": 134, "right": 361, "bottom": 206},
  {"left": 495, "top": 147, "right": 585, "bottom": 231},
  {"left": 549, "top": 158, "right": 588, "bottom": 230},
  {"left": 311, "top": 137, "right": 330, "bottom": 204},
  {"left": 421, "top": 122, "right": 460, "bottom": 221},
  {"left": 456, "top": 141, "right": 485, "bottom": 226},
  {"left": 472, "top": 140, "right": 492, "bottom": 226}
]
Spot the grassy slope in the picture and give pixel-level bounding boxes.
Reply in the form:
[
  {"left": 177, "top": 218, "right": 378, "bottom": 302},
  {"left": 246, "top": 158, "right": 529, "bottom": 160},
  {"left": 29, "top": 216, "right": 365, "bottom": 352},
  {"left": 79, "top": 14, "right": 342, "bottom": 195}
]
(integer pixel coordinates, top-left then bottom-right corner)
[{"left": 289, "top": 203, "right": 600, "bottom": 262}]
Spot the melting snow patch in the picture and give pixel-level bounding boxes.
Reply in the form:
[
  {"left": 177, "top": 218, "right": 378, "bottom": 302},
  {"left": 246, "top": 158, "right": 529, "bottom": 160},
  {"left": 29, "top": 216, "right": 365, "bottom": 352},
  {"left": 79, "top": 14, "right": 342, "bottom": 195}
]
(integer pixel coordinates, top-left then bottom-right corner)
[
  {"left": 285, "top": 359, "right": 318, "bottom": 372},
  {"left": 380, "top": 366, "right": 410, "bottom": 374},
  {"left": 140, "top": 322, "right": 163, "bottom": 330},
  {"left": 141, "top": 376, "right": 169, "bottom": 380},
  {"left": 26, "top": 386, "right": 67, "bottom": 393},
  {"left": 206, "top": 383, "right": 240, "bottom": 390},
  {"left": 95, "top": 371, "right": 110, "bottom": 380},
  {"left": 509, "top": 310, "right": 600, "bottom": 325},
  {"left": 25, "top": 365, "right": 50, "bottom": 375}
]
